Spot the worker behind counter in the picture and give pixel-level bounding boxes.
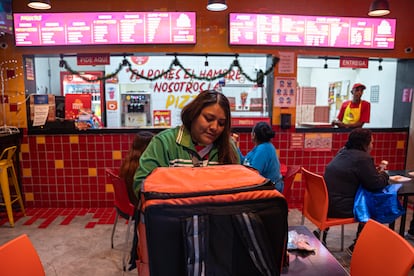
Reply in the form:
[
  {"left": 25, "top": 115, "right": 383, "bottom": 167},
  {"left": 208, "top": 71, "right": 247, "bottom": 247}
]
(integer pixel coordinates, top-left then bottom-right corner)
[{"left": 332, "top": 83, "right": 371, "bottom": 128}]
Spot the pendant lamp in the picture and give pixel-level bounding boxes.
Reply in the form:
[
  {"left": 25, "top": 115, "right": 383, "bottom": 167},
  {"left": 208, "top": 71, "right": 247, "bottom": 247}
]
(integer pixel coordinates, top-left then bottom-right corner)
[
  {"left": 368, "top": 0, "right": 390, "bottom": 16},
  {"left": 207, "top": 0, "right": 227, "bottom": 12},
  {"left": 28, "top": 0, "right": 51, "bottom": 10}
]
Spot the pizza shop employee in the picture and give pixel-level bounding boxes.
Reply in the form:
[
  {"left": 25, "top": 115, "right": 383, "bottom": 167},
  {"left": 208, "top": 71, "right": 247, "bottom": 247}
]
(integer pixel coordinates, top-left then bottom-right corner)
[{"left": 332, "top": 83, "right": 371, "bottom": 128}]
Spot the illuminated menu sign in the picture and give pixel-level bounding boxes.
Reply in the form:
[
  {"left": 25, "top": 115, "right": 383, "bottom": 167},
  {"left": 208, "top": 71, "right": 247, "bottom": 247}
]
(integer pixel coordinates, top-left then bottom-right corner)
[
  {"left": 229, "top": 13, "right": 396, "bottom": 49},
  {"left": 13, "top": 12, "right": 196, "bottom": 46}
]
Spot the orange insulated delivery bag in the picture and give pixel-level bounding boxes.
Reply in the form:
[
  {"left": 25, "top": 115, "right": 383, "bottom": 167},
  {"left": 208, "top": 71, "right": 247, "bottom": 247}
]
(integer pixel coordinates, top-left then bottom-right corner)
[{"left": 137, "top": 164, "right": 288, "bottom": 276}]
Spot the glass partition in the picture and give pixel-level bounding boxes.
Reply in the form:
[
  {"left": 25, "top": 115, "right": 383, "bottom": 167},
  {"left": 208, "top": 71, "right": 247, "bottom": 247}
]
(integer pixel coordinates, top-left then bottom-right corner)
[
  {"left": 27, "top": 54, "right": 272, "bottom": 130},
  {"left": 296, "top": 57, "right": 398, "bottom": 128}
]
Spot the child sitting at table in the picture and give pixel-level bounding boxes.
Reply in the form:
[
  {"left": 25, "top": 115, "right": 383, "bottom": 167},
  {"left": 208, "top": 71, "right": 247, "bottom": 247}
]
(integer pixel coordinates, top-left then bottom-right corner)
[{"left": 119, "top": 130, "right": 154, "bottom": 270}]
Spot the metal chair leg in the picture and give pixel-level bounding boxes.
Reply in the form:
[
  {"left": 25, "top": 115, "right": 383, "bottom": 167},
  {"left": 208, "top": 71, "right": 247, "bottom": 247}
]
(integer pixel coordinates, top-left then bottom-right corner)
[
  {"left": 10, "top": 165, "right": 25, "bottom": 215},
  {"left": 111, "top": 212, "right": 119, "bottom": 249}
]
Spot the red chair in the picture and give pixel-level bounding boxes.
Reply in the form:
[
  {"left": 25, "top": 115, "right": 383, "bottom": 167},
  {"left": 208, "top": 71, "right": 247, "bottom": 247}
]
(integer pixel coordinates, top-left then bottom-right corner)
[
  {"left": 106, "top": 168, "right": 136, "bottom": 271},
  {"left": 301, "top": 167, "right": 356, "bottom": 251},
  {"left": 282, "top": 165, "right": 301, "bottom": 201}
]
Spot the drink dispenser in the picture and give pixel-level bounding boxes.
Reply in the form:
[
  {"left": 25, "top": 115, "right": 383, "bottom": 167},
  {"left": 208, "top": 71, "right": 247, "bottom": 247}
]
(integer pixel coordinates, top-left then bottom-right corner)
[{"left": 121, "top": 93, "right": 152, "bottom": 127}]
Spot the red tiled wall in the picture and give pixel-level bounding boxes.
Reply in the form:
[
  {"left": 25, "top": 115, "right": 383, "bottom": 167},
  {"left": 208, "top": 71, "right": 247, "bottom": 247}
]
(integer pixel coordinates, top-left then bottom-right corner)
[
  {"left": 20, "top": 134, "right": 134, "bottom": 208},
  {"left": 20, "top": 130, "right": 407, "bottom": 208}
]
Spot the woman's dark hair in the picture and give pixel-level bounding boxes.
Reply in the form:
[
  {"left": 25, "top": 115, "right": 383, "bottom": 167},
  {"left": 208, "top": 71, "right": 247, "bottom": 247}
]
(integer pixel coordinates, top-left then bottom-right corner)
[
  {"left": 345, "top": 128, "right": 372, "bottom": 152},
  {"left": 181, "top": 90, "right": 238, "bottom": 164},
  {"left": 119, "top": 131, "right": 154, "bottom": 206},
  {"left": 131, "top": 131, "right": 154, "bottom": 154},
  {"left": 253, "top": 122, "right": 275, "bottom": 143}
]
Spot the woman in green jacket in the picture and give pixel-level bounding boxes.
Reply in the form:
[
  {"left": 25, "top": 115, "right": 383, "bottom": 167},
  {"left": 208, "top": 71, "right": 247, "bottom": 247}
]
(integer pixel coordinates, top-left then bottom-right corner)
[{"left": 133, "top": 90, "right": 240, "bottom": 196}]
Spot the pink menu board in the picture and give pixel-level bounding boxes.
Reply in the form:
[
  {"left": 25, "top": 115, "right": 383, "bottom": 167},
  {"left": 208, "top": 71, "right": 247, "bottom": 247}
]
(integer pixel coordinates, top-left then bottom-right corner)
[
  {"left": 13, "top": 12, "right": 196, "bottom": 46},
  {"left": 229, "top": 13, "right": 396, "bottom": 49}
]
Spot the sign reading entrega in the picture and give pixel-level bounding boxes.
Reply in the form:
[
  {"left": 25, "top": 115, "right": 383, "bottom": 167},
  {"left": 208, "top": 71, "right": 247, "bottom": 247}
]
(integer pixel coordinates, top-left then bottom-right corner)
[
  {"left": 339, "top": 56, "right": 369, "bottom": 68},
  {"left": 77, "top": 54, "right": 110, "bottom": 66}
]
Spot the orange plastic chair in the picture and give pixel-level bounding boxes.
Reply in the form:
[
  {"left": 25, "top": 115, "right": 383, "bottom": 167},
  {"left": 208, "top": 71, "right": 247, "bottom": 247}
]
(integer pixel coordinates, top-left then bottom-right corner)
[
  {"left": 0, "top": 234, "right": 45, "bottom": 276},
  {"left": 0, "top": 146, "right": 26, "bottom": 227},
  {"left": 282, "top": 165, "right": 301, "bottom": 201},
  {"left": 106, "top": 168, "right": 136, "bottom": 271},
  {"left": 350, "top": 219, "right": 414, "bottom": 276},
  {"left": 301, "top": 167, "right": 356, "bottom": 251}
]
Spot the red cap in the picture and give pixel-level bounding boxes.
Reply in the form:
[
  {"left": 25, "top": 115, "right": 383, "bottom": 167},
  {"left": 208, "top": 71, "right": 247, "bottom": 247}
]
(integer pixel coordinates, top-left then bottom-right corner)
[{"left": 352, "top": 83, "right": 366, "bottom": 91}]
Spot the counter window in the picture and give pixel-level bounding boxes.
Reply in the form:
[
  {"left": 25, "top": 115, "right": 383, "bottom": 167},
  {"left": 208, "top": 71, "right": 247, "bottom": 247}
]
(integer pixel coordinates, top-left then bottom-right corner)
[
  {"left": 296, "top": 57, "right": 404, "bottom": 128},
  {"left": 26, "top": 54, "right": 273, "bottom": 131}
]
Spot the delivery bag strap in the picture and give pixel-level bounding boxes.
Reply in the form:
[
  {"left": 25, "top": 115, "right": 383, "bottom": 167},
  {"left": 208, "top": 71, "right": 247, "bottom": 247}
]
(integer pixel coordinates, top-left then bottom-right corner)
[{"left": 232, "top": 212, "right": 277, "bottom": 276}]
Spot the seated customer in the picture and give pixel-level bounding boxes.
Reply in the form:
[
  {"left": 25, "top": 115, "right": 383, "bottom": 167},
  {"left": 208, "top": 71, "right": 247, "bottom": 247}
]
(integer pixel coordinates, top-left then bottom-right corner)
[
  {"left": 324, "top": 128, "right": 389, "bottom": 254},
  {"left": 132, "top": 91, "right": 240, "bottom": 271},
  {"left": 238, "top": 122, "right": 283, "bottom": 192},
  {"left": 119, "top": 130, "right": 154, "bottom": 270},
  {"left": 133, "top": 90, "right": 240, "bottom": 194},
  {"left": 119, "top": 131, "right": 154, "bottom": 207}
]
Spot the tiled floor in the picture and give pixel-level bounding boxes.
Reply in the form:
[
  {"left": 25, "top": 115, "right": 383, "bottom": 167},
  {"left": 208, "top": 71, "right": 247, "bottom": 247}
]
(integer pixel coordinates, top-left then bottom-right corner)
[{"left": 0, "top": 207, "right": 413, "bottom": 276}]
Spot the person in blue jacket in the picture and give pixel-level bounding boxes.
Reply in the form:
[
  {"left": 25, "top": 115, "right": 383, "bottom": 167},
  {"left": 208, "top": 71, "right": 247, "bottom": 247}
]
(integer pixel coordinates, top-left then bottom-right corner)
[{"left": 239, "top": 122, "right": 284, "bottom": 192}]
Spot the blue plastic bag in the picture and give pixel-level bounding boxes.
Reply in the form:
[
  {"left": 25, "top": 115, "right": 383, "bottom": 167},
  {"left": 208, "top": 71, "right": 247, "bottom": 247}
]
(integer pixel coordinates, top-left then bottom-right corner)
[
  {"left": 353, "top": 186, "right": 371, "bottom": 222},
  {"left": 353, "top": 184, "right": 405, "bottom": 224}
]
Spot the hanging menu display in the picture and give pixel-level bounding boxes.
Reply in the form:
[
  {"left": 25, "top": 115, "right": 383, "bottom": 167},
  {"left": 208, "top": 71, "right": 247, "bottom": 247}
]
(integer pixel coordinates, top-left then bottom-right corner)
[
  {"left": 13, "top": 12, "right": 196, "bottom": 46},
  {"left": 229, "top": 13, "right": 396, "bottom": 49}
]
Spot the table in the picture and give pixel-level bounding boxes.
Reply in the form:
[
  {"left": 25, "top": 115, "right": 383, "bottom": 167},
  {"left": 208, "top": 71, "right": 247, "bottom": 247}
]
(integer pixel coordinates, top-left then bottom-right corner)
[
  {"left": 283, "top": 225, "right": 348, "bottom": 276},
  {"left": 388, "top": 170, "right": 414, "bottom": 236}
]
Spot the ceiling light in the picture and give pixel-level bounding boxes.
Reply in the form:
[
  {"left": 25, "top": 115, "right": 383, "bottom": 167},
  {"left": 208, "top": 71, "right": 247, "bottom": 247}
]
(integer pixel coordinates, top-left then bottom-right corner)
[
  {"left": 28, "top": 0, "right": 51, "bottom": 10},
  {"left": 207, "top": 0, "right": 227, "bottom": 12},
  {"left": 368, "top": 0, "right": 390, "bottom": 16}
]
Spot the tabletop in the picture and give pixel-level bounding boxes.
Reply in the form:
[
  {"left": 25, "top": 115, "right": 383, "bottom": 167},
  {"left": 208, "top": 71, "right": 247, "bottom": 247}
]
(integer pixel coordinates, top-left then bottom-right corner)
[
  {"left": 283, "top": 225, "right": 348, "bottom": 276},
  {"left": 388, "top": 170, "right": 414, "bottom": 235},
  {"left": 388, "top": 170, "right": 414, "bottom": 196}
]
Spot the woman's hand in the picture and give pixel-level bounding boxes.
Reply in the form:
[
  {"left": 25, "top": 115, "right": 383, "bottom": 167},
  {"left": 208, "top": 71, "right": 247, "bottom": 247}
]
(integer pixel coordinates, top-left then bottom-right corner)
[
  {"left": 377, "top": 160, "right": 388, "bottom": 172},
  {"left": 231, "top": 133, "right": 240, "bottom": 148}
]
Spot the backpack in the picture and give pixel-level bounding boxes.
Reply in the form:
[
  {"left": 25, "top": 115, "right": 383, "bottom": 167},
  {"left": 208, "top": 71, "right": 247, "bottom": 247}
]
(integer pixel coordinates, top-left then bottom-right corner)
[{"left": 137, "top": 164, "right": 288, "bottom": 276}]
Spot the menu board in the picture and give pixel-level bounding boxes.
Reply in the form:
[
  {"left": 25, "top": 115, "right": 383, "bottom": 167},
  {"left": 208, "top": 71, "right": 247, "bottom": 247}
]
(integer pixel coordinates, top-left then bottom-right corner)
[
  {"left": 229, "top": 13, "right": 396, "bottom": 49},
  {"left": 13, "top": 12, "right": 196, "bottom": 46}
]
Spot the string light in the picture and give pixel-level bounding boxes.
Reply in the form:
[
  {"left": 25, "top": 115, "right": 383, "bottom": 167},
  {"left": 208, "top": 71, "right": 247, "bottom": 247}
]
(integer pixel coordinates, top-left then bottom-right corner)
[
  {"left": 0, "top": 59, "right": 25, "bottom": 129},
  {"left": 60, "top": 55, "right": 280, "bottom": 86}
]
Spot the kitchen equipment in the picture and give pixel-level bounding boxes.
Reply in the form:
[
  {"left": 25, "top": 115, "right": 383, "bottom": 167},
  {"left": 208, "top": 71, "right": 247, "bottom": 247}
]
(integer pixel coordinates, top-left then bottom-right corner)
[{"left": 121, "top": 92, "right": 151, "bottom": 127}]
